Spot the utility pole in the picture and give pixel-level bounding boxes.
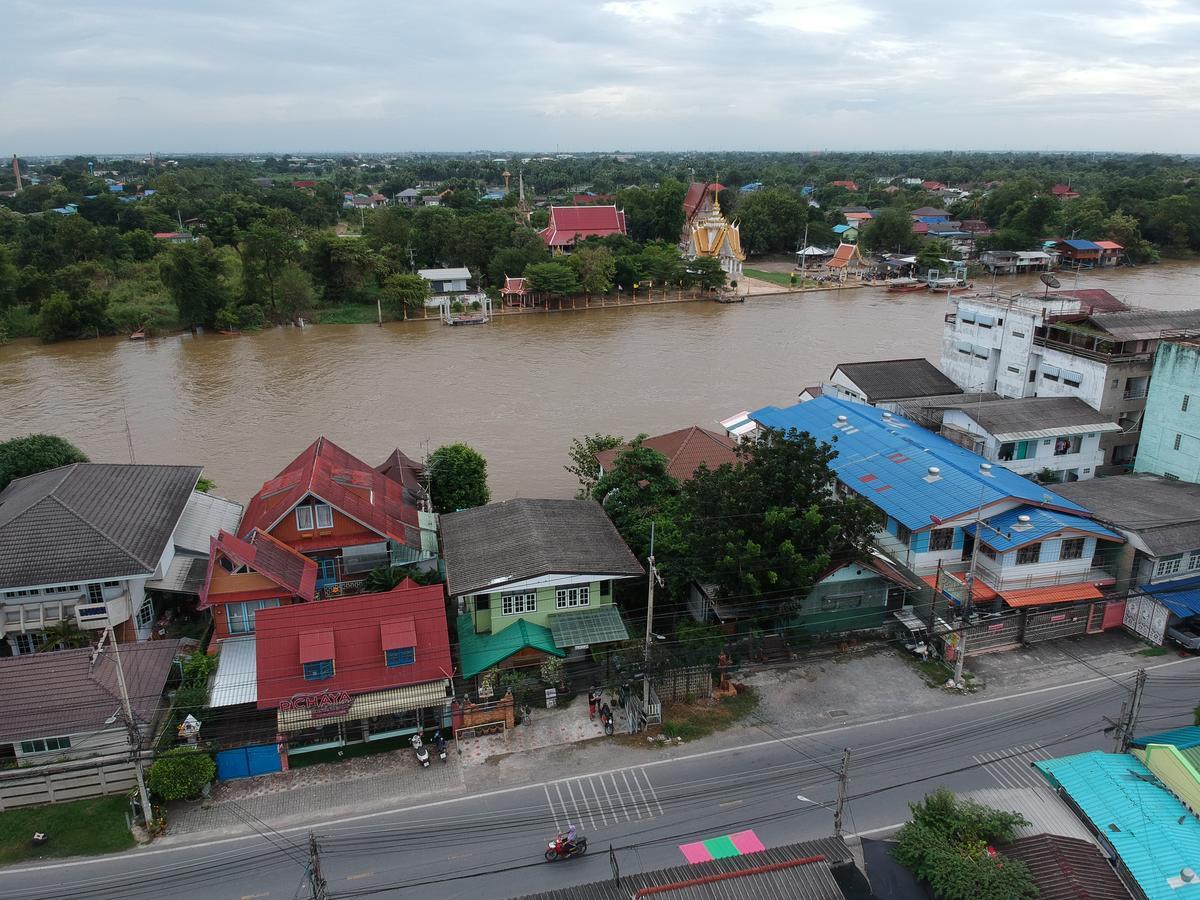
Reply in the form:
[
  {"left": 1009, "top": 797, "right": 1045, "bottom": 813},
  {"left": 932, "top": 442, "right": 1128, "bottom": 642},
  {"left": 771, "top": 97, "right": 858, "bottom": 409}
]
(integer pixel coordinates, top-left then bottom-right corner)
[
  {"left": 1113, "top": 668, "right": 1148, "bottom": 753},
  {"left": 833, "top": 748, "right": 851, "bottom": 838},
  {"left": 105, "top": 625, "right": 153, "bottom": 827},
  {"left": 307, "top": 831, "right": 328, "bottom": 900},
  {"left": 642, "top": 522, "right": 658, "bottom": 719}
]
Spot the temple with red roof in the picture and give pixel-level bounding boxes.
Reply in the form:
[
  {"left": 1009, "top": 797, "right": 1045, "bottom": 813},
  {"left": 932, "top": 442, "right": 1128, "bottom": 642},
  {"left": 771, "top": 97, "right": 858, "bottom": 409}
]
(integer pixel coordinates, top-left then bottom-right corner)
[
  {"left": 254, "top": 583, "right": 454, "bottom": 758},
  {"left": 240, "top": 438, "right": 438, "bottom": 596},
  {"left": 680, "top": 181, "right": 724, "bottom": 240},
  {"left": 538, "top": 205, "right": 627, "bottom": 253}
]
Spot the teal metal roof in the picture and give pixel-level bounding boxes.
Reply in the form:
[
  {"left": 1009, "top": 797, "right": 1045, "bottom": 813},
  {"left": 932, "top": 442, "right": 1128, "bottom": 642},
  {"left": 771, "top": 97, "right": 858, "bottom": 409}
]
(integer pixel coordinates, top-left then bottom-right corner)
[
  {"left": 1034, "top": 751, "right": 1200, "bottom": 900},
  {"left": 455, "top": 614, "right": 564, "bottom": 678},
  {"left": 1132, "top": 727, "right": 1200, "bottom": 751}
]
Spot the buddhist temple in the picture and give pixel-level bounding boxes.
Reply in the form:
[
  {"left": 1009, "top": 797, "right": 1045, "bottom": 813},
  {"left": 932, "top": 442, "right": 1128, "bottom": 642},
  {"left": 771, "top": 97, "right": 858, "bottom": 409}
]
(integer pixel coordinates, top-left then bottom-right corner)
[{"left": 683, "top": 184, "right": 745, "bottom": 279}]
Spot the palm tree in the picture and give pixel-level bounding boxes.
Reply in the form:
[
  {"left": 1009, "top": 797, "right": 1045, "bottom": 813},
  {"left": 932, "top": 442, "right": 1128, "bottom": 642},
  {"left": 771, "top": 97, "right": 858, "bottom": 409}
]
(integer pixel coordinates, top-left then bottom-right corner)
[{"left": 37, "top": 619, "right": 92, "bottom": 652}]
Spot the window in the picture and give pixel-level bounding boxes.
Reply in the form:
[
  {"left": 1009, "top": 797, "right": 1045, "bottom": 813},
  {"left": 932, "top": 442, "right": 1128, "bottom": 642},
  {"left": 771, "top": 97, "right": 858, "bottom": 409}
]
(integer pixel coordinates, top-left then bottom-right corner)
[
  {"left": 136, "top": 598, "right": 155, "bottom": 629},
  {"left": 500, "top": 591, "right": 537, "bottom": 616},
  {"left": 103, "top": 581, "right": 119, "bottom": 587},
  {"left": 19, "top": 737, "right": 71, "bottom": 754},
  {"left": 314, "top": 503, "right": 334, "bottom": 529},
  {"left": 1175, "top": 434, "right": 1183, "bottom": 451},
  {"left": 1012, "top": 330, "right": 1025, "bottom": 339},
  {"left": 49, "top": 584, "right": 80, "bottom": 594},
  {"left": 1184, "top": 395, "right": 1191, "bottom": 412},
  {"left": 1029, "top": 369, "right": 1037, "bottom": 383},
  {"left": 1063, "top": 370, "right": 1083, "bottom": 387},
  {"left": 12, "top": 633, "right": 46, "bottom": 655},
  {"left": 980, "top": 544, "right": 998, "bottom": 560},
  {"left": 956, "top": 341, "right": 972, "bottom": 355},
  {"left": 1007, "top": 366, "right": 1021, "bottom": 375},
  {"left": 556, "top": 585, "right": 590, "bottom": 609},
  {"left": 385, "top": 647, "right": 415, "bottom": 667},
  {"left": 1042, "top": 366, "right": 1060, "bottom": 382},
  {"left": 998, "top": 442, "right": 1016, "bottom": 461},
  {"left": 1155, "top": 555, "right": 1183, "bottom": 578},
  {"left": 1060, "top": 538, "right": 1085, "bottom": 561},
  {"left": 600, "top": 580, "right": 611, "bottom": 598},
  {"left": 303, "top": 659, "right": 334, "bottom": 681},
  {"left": 87, "top": 583, "right": 103, "bottom": 603},
  {"left": 821, "top": 593, "right": 863, "bottom": 612},
  {"left": 295, "top": 505, "right": 314, "bottom": 531},
  {"left": 895, "top": 522, "right": 912, "bottom": 545},
  {"left": 1016, "top": 544, "right": 1042, "bottom": 565},
  {"left": 226, "top": 598, "right": 281, "bottom": 635},
  {"left": 1187, "top": 551, "right": 1200, "bottom": 572},
  {"left": 1054, "top": 435, "right": 1082, "bottom": 456},
  {"left": 474, "top": 594, "right": 490, "bottom": 611},
  {"left": 928, "top": 528, "right": 954, "bottom": 552}
]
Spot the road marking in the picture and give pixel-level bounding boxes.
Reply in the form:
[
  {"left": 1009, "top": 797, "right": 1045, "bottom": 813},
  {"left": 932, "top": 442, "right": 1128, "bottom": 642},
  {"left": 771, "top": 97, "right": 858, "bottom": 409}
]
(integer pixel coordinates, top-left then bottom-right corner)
[
  {"left": 345, "top": 872, "right": 373, "bottom": 880},
  {"left": 544, "top": 784, "right": 560, "bottom": 832},
  {"left": 566, "top": 779, "right": 593, "bottom": 830},
  {"left": 620, "top": 771, "right": 642, "bottom": 820},
  {"left": 598, "top": 774, "right": 616, "bottom": 824},
  {"left": 719, "top": 799, "right": 743, "bottom": 808},
  {"left": 9, "top": 654, "right": 1198, "bottom": 875},
  {"left": 586, "top": 778, "right": 609, "bottom": 826},
  {"left": 630, "top": 768, "right": 654, "bottom": 819},
  {"left": 850, "top": 821, "right": 907, "bottom": 837},
  {"left": 241, "top": 894, "right": 270, "bottom": 899},
  {"left": 611, "top": 773, "right": 631, "bottom": 822},
  {"left": 640, "top": 767, "right": 666, "bottom": 816}
]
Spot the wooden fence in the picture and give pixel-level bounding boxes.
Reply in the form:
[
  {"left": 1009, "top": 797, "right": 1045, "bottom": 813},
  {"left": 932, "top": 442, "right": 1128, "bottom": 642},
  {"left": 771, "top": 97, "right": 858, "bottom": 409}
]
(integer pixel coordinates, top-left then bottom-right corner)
[{"left": 0, "top": 755, "right": 138, "bottom": 810}]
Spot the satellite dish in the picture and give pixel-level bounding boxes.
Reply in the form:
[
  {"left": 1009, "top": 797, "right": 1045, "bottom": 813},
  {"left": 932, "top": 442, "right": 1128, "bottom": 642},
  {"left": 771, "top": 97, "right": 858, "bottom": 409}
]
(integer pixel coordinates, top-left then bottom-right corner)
[{"left": 1040, "top": 273, "right": 1061, "bottom": 289}]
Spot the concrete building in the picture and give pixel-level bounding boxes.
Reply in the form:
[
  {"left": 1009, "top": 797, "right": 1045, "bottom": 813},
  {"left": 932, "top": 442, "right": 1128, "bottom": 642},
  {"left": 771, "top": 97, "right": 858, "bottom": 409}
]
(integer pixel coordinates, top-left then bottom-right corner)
[
  {"left": 941, "top": 290, "right": 1200, "bottom": 474},
  {"left": 417, "top": 267, "right": 471, "bottom": 296},
  {"left": 825, "top": 358, "right": 962, "bottom": 407},
  {"left": 1134, "top": 337, "right": 1200, "bottom": 483}
]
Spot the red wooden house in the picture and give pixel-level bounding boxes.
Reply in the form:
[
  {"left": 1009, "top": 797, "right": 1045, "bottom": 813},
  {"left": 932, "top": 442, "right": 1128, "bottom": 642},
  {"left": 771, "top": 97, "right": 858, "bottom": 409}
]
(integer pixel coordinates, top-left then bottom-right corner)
[
  {"left": 240, "top": 438, "right": 436, "bottom": 596},
  {"left": 199, "top": 529, "right": 317, "bottom": 644},
  {"left": 538, "top": 205, "right": 627, "bottom": 252}
]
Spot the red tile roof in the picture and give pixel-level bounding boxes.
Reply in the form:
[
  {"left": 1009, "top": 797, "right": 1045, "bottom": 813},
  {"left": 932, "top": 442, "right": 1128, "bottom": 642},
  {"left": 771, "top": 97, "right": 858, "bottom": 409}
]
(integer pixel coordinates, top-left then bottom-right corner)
[
  {"left": 1094, "top": 240, "right": 1123, "bottom": 250},
  {"left": 290, "top": 180, "right": 318, "bottom": 188},
  {"left": 199, "top": 528, "right": 318, "bottom": 609},
  {"left": 595, "top": 426, "right": 737, "bottom": 482},
  {"left": 240, "top": 437, "right": 423, "bottom": 549},
  {"left": 911, "top": 222, "right": 930, "bottom": 234},
  {"left": 501, "top": 276, "right": 528, "bottom": 295},
  {"left": 255, "top": 584, "right": 452, "bottom": 708},
  {"left": 682, "top": 182, "right": 724, "bottom": 222},
  {"left": 539, "top": 205, "right": 627, "bottom": 247},
  {"left": 921, "top": 180, "right": 946, "bottom": 190},
  {"left": 826, "top": 243, "right": 862, "bottom": 269},
  {"left": 1048, "top": 289, "right": 1128, "bottom": 313}
]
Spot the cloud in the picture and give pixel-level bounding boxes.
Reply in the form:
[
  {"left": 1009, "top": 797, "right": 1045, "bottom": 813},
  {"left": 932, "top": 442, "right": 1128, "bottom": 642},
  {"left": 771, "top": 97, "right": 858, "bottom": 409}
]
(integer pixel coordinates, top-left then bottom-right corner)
[{"left": 1, "top": 0, "right": 1198, "bottom": 153}]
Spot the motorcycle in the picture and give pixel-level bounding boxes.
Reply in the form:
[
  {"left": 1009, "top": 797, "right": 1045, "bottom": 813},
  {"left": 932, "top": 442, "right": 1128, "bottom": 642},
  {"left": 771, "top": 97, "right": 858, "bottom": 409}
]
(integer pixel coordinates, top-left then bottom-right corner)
[
  {"left": 411, "top": 733, "right": 430, "bottom": 768},
  {"left": 599, "top": 702, "right": 614, "bottom": 736},
  {"left": 545, "top": 833, "right": 588, "bottom": 861},
  {"left": 433, "top": 729, "right": 447, "bottom": 762}
]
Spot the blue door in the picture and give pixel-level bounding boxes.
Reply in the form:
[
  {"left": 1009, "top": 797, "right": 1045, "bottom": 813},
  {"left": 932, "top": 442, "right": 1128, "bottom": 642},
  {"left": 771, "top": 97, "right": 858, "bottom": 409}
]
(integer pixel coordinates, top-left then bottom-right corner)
[
  {"left": 316, "top": 558, "right": 338, "bottom": 589},
  {"left": 216, "top": 744, "right": 282, "bottom": 781}
]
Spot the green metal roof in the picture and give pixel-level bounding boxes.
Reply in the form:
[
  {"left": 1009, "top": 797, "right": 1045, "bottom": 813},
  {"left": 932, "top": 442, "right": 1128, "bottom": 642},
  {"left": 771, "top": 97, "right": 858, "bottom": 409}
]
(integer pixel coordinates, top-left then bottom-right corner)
[
  {"left": 1034, "top": 751, "right": 1200, "bottom": 900},
  {"left": 547, "top": 606, "right": 629, "bottom": 649},
  {"left": 455, "top": 614, "right": 564, "bottom": 678}
]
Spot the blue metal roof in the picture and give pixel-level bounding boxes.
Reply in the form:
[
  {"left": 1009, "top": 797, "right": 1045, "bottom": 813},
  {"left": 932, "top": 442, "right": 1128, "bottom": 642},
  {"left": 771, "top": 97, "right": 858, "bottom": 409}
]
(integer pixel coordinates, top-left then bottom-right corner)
[
  {"left": 965, "top": 505, "right": 1121, "bottom": 552},
  {"left": 1034, "top": 751, "right": 1200, "bottom": 900},
  {"left": 740, "top": 182, "right": 763, "bottom": 192},
  {"left": 1132, "top": 726, "right": 1200, "bottom": 751},
  {"left": 1139, "top": 574, "right": 1200, "bottom": 618},
  {"left": 1062, "top": 239, "right": 1101, "bottom": 250},
  {"left": 832, "top": 224, "right": 852, "bottom": 234},
  {"left": 749, "top": 397, "right": 1090, "bottom": 532}
]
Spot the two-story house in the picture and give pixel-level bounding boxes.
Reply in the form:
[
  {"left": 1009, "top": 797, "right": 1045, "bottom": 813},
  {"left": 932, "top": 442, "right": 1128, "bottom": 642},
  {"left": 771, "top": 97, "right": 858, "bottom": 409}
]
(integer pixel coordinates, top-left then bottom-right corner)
[
  {"left": 937, "top": 396, "right": 1120, "bottom": 483},
  {"left": 1135, "top": 337, "right": 1200, "bottom": 483},
  {"left": 941, "top": 290, "right": 1200, "bottom": 474},
  {"left": 1053, "top": 474, "right": 1200, "bottom": 646},
  {"left": 440, "top": 499, "right": 644, "bottom": 684},
  {"left": 239, "top": 439, "right": 438, "bottom": 598},
  {"left": 0, "top": 463, "right": 209, "bottom": 653}
]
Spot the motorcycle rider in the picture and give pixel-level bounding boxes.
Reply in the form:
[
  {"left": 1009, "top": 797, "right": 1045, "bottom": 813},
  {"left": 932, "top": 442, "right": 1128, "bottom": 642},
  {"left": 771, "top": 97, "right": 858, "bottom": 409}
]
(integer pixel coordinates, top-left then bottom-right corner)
[{"left": 557, "top": 823, "right": 578, "bottom": 855}]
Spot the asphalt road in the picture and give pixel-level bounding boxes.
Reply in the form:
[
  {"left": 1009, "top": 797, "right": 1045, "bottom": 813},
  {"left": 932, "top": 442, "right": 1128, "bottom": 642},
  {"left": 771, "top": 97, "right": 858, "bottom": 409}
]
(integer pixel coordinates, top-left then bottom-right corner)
[{"left": 7, "top": 655, "right": 1198, "bottom": 900}]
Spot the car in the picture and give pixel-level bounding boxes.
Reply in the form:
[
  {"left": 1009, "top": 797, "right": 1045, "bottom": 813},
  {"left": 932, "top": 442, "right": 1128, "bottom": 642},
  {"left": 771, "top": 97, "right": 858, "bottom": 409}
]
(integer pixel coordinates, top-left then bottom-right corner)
[{"left": 1166, "top": 618, "right": 1200, "bottom": 651}]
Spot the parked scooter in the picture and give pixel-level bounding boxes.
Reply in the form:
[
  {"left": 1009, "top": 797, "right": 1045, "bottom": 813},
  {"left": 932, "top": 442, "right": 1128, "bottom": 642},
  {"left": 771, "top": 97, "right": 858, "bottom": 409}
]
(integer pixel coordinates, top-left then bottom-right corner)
[
  {"left": 411, "top": 732, "right": 430, "bottom": 768},
  {"left": 599, "top": 702, "right": 614, "bottom": 736},
  {"left": 433, "top": 730, "right": 447, "bottom": 762}
]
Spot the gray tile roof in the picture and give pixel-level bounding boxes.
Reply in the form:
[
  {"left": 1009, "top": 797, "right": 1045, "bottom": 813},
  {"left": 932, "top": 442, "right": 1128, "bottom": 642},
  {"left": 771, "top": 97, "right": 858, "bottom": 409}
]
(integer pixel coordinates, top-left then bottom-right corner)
[
  {"left": 953, "top": 396, "right": 1119, "bottom": 439},
  {"left": 1051, "top": 474, "right": 1200, "bottom": 557},
  {"left": 0, "top": 464, "right": 201, "bottom": 589},
  {"left": 833, "top": 358, "right": 962, "bottom": 402},
  {"left": 515, "top": 836, "right": 853, "bottom": 900},
  {"left": 440, "top": 499, "right": 644, "bottom": 597},
  {"left": 1090, "top": 308, "right": 1200, "bottom": 341},
  {"left": 0, "top": 640, "right": 182, "bottom": 743}
]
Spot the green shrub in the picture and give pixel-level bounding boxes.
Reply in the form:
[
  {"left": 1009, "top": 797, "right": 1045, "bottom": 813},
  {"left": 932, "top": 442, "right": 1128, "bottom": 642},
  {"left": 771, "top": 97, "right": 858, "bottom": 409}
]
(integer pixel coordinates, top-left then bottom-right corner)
[
  {"left": 181, "top": 651, "right": 218, "bottom": 686},
  {"left": 147, "top": 747, "right": 215, "bottom": 800},
  {"left": 237, "top": 303, "right": 266, "bottom": 330}
]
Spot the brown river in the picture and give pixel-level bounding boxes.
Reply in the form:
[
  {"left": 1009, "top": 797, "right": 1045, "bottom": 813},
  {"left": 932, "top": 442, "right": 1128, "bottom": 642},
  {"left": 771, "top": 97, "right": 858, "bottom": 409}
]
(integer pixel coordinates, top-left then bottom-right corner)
[{"left": 3, "top": 262, "right": 1199, "bottom": 504}]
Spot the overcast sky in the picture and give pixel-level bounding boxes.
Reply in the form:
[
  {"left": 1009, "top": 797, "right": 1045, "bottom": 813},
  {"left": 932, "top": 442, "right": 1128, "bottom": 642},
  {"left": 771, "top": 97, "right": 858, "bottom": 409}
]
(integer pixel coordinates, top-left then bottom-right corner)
[{"left": 5, "top": 0, "right": 1200, "bottom": 155}]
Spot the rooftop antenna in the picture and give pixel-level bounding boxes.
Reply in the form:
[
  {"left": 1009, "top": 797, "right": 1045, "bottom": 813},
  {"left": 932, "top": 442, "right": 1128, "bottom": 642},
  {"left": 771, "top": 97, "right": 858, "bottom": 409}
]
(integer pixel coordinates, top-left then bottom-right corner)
[{"left": 1040, "top": 272, "right": 1061, "bottom": 298}]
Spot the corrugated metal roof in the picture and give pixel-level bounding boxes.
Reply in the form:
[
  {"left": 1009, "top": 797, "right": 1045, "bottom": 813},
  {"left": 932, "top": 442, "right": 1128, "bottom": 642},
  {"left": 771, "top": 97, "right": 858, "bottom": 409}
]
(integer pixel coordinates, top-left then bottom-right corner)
[
  {"left": 1052, "top": 475, "right": 1200, "bottom": 558},
  {"left": 966, "top": 505, "right": 1122, "bottom": 553},
  {"left": 514, "top": 837, "right": 852, "bottom": 899},
  {"left": 417, "top": 267, "right": 471, "bottom": 280},
  {"left": 210, "top": 636, "right": 258, "bottom": 707},
  {"left": 1034, "top": 751, "right": 1200, "bottom": 900},
  {"left": 950, "top": 396, "right": 1120, "bottom": 441},
  {"left": 960, "top": 787, "right": 1099, "bottom": 842},
  {"left": 172, "top": 491, "right": 243, "bottom": 555},
  {"left": 146, "top": 554, "right": 208, "bottom": 594},
  {"left": 1138, "top": 575, "right": 1200, "bottom": 618},
  {"left": 1132, "top": 727, "right": 1200, "bottom": 751}
]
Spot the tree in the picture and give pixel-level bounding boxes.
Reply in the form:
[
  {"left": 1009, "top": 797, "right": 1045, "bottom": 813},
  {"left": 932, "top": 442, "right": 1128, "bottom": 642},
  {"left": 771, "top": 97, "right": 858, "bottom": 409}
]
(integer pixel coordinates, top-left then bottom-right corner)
[
  {"left": 565, "top": 433, "right": 625, "bottom": 498},
  {"left": 683, "top": 255, "right": 726, "bottom": 292},
  {"left": 636, "top": 241, "right": 683, "bottom": 292},
  {"left": 861, "top": 207, "right": 918, "bottom": 253},
  {"left": 147, "top": 747, "right": 216, "bottom": 801},
  {"left": 379, "top": 272, "right": 430, "bottom": 319},
  {"left": 735, "top": 188, "right": 806, "bottom": 254},
  {"left": 37, "top": 619, "right": 91, "bottom": 651},
  {"left": 524, "top": 261, "right": 580, "bottom": 297},
  {"left": 159, "top": 239, "right": 229, "bottom": 329},
  {"left": 276, "top": 264, "right": 317, "bottom": 320},
  {"left": 0, "top": 434, "right": 89, "bottom": 491},
  {"left": 916, "top": 238, "right": 954, "bottom": 272},
  {"left": 680, "top": 428, "right": 879, "bottom": 617},
  {"left": 568, "top": 243, "right": 616, "bottom": 297},
  {"left": 239, "top": 218, "right": 300, "bottom": 317},
  {"left": 428, "top": 443, "right": 490, "bottom": 513},
  {"left": 893, "top": 788, "right": 1036, "bottom": 900}
]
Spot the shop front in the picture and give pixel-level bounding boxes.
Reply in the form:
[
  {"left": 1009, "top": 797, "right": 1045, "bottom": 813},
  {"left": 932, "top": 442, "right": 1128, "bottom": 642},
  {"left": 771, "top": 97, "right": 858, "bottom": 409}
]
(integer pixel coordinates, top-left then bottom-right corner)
[{"left": 275, "top": 680, "right": 453, "bottom": 758}]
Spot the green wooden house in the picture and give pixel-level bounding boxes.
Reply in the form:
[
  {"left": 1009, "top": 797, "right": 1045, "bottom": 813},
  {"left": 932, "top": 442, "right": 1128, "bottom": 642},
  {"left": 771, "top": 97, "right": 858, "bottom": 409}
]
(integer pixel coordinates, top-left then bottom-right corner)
[{"left": 440, "top": 499, "right": 644, "bottom": 682}]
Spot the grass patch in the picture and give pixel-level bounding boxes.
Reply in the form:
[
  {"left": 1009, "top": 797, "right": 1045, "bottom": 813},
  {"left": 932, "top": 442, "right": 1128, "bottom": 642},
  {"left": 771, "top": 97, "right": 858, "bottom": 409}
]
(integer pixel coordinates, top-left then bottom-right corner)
[
  {"left": 0, "top": 795, "right": 134, "bottom": 865},
  {"left": 0, "top": 306, "right": 38, "bottom": 342},
  {"left": 743, "top": 268, "right": 819, "bottom": 289},
  {"left": 661, "top": 686, "right": 759, "bottom": 741},
  {"left": 313, "top": 303, "right": 390, "bottom": 325},
  {"left": 1140, "top": 645, "right": 1168, "bottom": 657}
]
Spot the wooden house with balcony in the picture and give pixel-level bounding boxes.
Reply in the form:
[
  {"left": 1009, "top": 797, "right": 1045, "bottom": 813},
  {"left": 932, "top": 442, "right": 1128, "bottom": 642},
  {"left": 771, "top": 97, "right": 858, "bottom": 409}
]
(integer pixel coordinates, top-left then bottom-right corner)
[
  {"left": 0, "top": 463, "right": 211, "bottom": 654},
  {"left": 239, "top": 438, "right": 438, "bottom": 597}
]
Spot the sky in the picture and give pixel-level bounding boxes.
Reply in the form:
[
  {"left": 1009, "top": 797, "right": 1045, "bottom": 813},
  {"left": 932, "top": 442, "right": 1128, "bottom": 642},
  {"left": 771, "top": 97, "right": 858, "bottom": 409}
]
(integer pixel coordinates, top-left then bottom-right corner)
[{"left": 5, "top": 0, "right": 1200, "bottom": 155}]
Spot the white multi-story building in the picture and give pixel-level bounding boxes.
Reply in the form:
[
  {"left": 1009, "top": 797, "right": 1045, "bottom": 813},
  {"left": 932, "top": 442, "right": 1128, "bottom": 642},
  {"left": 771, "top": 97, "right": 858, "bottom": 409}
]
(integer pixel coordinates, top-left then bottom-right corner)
[{"left": 940, "top": 290, "right": 1200, "bottom": 475}]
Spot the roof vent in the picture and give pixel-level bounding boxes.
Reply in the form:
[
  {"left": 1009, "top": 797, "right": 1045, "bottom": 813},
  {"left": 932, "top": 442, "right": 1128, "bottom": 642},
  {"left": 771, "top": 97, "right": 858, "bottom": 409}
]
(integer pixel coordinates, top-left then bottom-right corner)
[
  {"left": 882, "top": 412, "right": 892, "bottom": 420},
  {"left": 979, "top": 463, "right": 993, "bottom": 476},
  {"left": 1011, "top": 514, "right": 1034, "bottom": 532},
  {"left": 1183, "top": 868, "right": 1196, "bottom": 883},
  {"left": 923, "top": 466, "right": 942, "bottom": 483}
]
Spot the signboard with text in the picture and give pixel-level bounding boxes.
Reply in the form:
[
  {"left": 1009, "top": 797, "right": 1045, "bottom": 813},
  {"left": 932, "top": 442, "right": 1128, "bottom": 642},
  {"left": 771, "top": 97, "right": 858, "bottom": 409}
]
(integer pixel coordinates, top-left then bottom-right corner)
[{"left": 280, "top": 689, "right": 353, "bottom": 719}]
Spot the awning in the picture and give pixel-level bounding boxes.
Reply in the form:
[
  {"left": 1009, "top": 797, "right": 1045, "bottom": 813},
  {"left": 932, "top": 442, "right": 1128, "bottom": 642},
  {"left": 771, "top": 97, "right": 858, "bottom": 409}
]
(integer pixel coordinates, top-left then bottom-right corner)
[
  {"left": 1139, "top": 576, "right": 1200, "bottom": 618},
  {"left": 276, "top": 679, "right": 451, "bottom": 732},
  {"left": 380, "top": 618, "right": 417, "bottom": 651},
  {"left": 547, "top": 606, "right": 629, "bottom": 649},
  {"left": 299, "top": 630, "right": 335, "bottom": 663},
  {"left": 147, "top": 555, "right": 208, "bottom": 595},
  {"left": 1000, "top": 583, "right": 1104, "bottom": 609},
  {"left": 920, "top": 574, "right": 999, "bottom": 603}
]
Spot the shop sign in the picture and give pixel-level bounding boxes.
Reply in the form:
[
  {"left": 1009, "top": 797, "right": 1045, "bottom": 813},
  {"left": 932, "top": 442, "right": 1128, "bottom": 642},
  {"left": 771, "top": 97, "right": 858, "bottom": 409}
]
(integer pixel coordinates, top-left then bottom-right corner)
[{"left": 281, "top": 689, "right": 353, "bottom": 719}]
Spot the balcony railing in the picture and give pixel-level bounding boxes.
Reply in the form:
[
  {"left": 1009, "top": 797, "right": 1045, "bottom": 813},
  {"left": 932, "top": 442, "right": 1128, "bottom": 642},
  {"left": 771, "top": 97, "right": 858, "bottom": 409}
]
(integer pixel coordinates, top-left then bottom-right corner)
[
  {"left": 1121, "top": 388, "right": 1148, "bottom": 401},
  {"left": 1032, "top": 335, "right": 1151, "bottom": 364}
]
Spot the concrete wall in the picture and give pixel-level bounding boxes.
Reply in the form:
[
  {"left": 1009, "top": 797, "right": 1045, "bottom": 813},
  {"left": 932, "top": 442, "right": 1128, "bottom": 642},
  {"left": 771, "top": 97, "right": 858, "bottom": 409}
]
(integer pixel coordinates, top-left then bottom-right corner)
[
  {"left": 0, "top": 755, "right": 138, "bottom": 810},
  {"left": 1135, "top": 341, "right": 1200, "bottom": 482}
]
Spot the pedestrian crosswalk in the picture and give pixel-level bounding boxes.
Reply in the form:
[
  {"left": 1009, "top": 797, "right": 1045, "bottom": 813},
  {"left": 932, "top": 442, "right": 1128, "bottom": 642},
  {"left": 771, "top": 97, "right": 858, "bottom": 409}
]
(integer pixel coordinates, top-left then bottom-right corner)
[
  {"left": 972, "top": 743, "right": 1054, "bottom": 790},
  {"left": 543, "top": 767, "right": 665, "bottom": 831}
]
